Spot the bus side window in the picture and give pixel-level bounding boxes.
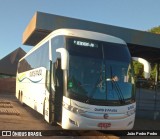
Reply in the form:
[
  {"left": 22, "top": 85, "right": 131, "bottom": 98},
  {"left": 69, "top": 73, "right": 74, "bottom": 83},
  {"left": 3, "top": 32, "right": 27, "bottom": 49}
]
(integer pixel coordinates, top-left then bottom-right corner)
[{"left": 53, "top": 59, "right": 63, "bottom": 88}]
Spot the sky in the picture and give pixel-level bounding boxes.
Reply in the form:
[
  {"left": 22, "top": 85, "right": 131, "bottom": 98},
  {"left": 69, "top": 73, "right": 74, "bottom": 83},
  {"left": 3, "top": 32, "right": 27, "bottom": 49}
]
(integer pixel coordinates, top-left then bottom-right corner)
[{"left": 0, "top": 0, "right": 160, "bottom": 59}]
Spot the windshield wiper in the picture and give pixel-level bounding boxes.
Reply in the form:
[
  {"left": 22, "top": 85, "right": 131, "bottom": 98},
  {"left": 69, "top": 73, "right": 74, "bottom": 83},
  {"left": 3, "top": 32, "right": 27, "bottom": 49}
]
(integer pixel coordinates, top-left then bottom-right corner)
[
  {"left": 112, "top": 80, "right": 125, "bottom": 104},
  {"left": 109, "top": 66, "right": 125, "bottom": 104}
]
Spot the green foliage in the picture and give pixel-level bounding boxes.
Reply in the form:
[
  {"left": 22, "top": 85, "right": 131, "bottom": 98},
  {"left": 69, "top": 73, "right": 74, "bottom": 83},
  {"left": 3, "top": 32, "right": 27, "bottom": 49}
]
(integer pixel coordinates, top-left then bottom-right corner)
[
  {"left": 150, "top": 64, "right": 157, "bottom": 79},
  {"left": 148, "top": 26, "right": 160, "bottom": 34},
  {"left": 147, "top": 26, "right": 160, "bottom": 80},
  {"left": 133, "top": 61, "right": 143, "bottom": 78},
  {"left": 133, "top": 61, "right": 158, "bottom": 80}
]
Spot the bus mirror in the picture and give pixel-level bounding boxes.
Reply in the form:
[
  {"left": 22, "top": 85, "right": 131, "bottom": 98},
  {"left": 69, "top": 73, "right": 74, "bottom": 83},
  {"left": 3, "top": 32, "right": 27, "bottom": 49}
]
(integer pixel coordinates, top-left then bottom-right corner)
[
  {"left": 56, "top": 48, "right": 69, "bottom": 70},
  {"left": 132, "top": 57, "right": 151, "bottom": 79}
]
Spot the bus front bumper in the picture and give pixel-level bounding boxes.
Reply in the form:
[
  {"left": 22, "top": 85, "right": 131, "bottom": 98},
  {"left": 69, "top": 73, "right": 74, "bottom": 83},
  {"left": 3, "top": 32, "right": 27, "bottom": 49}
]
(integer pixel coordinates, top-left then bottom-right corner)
[{"left": 61, "top": 107, "right": 135, "bottom": 130}]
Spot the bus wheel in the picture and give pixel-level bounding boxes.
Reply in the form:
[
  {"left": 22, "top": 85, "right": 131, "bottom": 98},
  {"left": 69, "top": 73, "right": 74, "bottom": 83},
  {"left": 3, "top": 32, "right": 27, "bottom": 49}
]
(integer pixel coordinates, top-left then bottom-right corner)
[
  {"left": 18, "top": 91, "right": 21, "bottom": 101},
  {"left": 43, "top": 99, "right": 46, "bottom": 121},
  {"left": 20, "top": 91, "right": 24, "bottom": 105}
]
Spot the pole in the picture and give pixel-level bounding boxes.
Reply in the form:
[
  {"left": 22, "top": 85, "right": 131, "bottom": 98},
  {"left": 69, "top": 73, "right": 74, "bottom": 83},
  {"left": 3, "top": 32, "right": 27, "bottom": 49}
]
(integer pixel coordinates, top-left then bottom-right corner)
[
  {"left": 154, "top": 63, "right": 159, "bottom": 120},
  {"left": 157, "top": 63, "right": 159, "bottom": 87}
]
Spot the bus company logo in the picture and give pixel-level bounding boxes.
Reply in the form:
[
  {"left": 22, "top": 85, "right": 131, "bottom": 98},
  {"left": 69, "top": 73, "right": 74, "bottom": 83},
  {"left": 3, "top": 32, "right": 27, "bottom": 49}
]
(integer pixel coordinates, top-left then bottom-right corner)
[
  {"left": 98, "top": 123, "right": 111, "bottom": 129},
  {"left": 105, "top": 108, "right": 117, "bottom": 112},
  {"left": 30, "top": 69, "right": 42, "bottom": 77},
  {"left": 103, "top": 114, "right": 109, "bottom": 119}
]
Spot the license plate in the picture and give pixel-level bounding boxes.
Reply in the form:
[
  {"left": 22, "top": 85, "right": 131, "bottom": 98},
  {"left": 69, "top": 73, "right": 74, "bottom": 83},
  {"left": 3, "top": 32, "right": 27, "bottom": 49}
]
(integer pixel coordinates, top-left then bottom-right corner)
[{"left": 98, "top": 123, "right": 111, "bottom": 129}]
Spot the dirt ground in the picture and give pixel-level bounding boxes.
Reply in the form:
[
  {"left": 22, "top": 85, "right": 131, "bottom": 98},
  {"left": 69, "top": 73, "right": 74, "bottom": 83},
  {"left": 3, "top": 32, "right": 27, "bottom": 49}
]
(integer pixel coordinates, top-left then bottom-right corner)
[
  {"left": 0, "top": 92, "right": 160, "bottom": 139},
  {"left": 0, "top": 92, "right": 119, "bottom": 139}
]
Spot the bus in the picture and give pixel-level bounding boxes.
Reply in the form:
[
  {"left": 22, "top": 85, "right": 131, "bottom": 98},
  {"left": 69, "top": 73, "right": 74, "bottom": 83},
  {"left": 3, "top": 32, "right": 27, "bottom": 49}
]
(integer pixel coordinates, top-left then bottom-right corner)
[{"left": 16, "top": 28, "right": 150, "bottom": 130}]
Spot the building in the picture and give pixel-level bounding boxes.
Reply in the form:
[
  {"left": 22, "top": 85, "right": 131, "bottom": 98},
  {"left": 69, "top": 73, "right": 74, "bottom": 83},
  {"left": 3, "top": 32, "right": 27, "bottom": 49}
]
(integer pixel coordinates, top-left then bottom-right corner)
[
  {"left": 0, "top": 47, "right": 26, "bottom": 77},
  {"left": 23, "top": 12, "right": 160, "bottom": 63},
  {"left": 0, "top": 47, "right": 26, "bottom": 93}
]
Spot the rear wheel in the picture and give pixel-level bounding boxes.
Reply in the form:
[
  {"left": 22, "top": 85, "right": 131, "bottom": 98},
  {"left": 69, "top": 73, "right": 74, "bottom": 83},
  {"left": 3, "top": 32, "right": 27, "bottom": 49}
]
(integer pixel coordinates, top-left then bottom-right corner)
[
  {"left": 19, "top": 91, "right": 24, "bottom": 105},
  {"left": 18, "top": 91, "right": 21, "bottom": 101}
]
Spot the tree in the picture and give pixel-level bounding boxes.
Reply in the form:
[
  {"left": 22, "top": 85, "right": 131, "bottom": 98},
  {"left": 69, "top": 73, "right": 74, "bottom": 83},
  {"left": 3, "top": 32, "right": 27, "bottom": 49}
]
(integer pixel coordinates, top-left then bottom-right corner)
[
  {"left": 133, "top": 61, "right": 143, "bottom": 78},
  {"left": 150, "top": 64, "right": 157, "bottom": 79},
  {"left": 148, "top": 26, "right": 160, "bottom": 80},
  {"left": 148, "top": 26, "right": 160, "bottom": 34}
]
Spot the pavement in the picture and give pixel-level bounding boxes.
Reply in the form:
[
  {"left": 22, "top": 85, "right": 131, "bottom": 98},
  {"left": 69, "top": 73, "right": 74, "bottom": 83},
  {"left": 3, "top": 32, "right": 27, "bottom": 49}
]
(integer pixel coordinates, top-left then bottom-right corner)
[
  {"left": 0, "top": 91, "right": 160, "bottom": 138},
  {"left": 136, "top": 88, "right": 160, "bottom": 120}
]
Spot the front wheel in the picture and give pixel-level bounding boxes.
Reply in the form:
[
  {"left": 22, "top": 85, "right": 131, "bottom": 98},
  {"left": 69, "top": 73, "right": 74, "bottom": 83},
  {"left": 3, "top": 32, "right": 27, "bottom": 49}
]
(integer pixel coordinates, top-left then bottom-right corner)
[
  {"left": 43, "top": 98, "right": 58, "bottom": 126},
  {"left": 43, "top": 98, "right": 52, "bottom": 124}
]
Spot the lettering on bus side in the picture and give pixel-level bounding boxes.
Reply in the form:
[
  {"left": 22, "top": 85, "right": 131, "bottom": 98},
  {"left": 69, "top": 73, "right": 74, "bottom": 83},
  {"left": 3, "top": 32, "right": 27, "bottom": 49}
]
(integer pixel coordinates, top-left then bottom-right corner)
[
  {"left": 30, "top": 69, "right": 42, "bottom": 77},
  {"left": 94, "top": 108, "right": 117, "bottom": 112},
  {"left": 128, "top": 105, "right": 135, "bottom": 111}
]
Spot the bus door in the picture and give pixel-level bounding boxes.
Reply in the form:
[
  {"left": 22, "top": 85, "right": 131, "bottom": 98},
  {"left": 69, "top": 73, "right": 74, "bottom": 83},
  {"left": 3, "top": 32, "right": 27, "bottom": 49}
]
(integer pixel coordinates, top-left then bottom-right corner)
[{"left": 52, "top": 58, "right": 63, "bottom": 124}]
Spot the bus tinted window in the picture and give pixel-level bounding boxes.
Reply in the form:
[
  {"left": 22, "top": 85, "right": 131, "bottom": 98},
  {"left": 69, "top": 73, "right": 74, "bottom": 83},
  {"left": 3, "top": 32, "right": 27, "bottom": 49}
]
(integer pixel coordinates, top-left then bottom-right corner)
[
  {"left": 103, "top": 42, "right": 131, "bottom": 62},
  {"left": 66, "top": 38, "right": 102, "bottom": 59},
  {"left": 66, "top": 37, "right": 131, "bottom": 62},
  {"left": 51, "top": 36, "right": 65, "bottom": 63},
  {"left": 18, "top": 42, "right": 49, "bottom": 73}
]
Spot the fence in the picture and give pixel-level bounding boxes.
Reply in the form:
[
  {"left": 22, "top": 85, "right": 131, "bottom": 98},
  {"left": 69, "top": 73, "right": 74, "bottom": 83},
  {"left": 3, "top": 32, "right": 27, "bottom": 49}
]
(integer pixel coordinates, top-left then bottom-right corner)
[{"left": 136, "top": 84, "right": 160, "bottom": 120}]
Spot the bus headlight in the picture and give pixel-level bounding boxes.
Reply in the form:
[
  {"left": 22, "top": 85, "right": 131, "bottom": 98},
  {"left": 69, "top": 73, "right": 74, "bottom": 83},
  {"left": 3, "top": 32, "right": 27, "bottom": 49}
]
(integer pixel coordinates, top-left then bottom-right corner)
[{"left": 63, "top": 103, "right": 85, "bottom": 115}]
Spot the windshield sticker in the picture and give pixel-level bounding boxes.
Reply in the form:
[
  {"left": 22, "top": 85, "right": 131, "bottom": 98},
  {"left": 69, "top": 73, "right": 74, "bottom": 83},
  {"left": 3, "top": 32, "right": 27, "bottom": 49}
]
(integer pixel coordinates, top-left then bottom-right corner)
[{"left": 74, "top": 40, "right": 98, "bottom": 48}]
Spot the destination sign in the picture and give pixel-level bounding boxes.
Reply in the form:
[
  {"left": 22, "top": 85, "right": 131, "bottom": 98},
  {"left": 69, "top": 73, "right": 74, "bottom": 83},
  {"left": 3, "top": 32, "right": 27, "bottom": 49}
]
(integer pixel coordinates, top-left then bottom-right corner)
[{"left": 73, "top": 40, "right": 98, "bottom": 48}]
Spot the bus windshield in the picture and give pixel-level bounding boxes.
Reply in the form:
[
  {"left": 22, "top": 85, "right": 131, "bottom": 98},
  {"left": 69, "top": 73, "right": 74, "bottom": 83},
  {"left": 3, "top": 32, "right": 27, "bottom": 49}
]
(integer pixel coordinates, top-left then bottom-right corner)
[{"left": 66, "top": 37, "right": 135, "bottom": 105}]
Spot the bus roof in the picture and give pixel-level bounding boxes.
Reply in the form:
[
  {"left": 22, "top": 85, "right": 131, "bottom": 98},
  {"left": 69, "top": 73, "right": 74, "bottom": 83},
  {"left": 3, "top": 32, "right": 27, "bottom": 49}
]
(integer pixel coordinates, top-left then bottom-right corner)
[
  {"left": 20, "top": 28, "right": 127, "bottom": 61},
  {"left": 47, "top": 28, "right": 126, "bottom": 45}
]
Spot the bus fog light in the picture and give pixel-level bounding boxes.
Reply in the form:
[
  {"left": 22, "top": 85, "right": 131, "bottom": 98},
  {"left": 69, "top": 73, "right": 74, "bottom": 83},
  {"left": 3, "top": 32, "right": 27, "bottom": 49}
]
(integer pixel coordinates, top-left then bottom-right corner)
[{"left": 69, "top": 118, "right": 78, "bottom": 126}]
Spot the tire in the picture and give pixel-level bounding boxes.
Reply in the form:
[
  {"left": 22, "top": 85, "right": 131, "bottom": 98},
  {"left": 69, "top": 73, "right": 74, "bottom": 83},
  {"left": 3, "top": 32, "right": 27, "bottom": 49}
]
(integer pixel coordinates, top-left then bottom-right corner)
[
  {"left": 18, "top": 91, "right": 21, "bottom": 101},
  {"left": 43, "top": 98, "right": 57, "bottom": 125},
  {"left": 20, "top": 91, "right": 24, "bottom": 105},
  {"left": 43, "top": 99, "right": 46, "bottom": 121}
]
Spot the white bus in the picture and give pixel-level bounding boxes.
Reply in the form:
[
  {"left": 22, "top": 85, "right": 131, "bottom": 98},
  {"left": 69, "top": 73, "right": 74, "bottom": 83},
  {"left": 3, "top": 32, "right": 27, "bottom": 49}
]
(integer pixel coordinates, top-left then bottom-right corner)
[{"left": 16, "top": 29, "right": 150, "bottom": 130}]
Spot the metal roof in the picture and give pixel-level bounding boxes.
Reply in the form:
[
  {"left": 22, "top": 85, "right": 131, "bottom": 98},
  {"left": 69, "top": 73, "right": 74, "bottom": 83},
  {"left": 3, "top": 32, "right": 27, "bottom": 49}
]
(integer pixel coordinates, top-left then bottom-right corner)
[{"left": 23, "top": 12, "right": 160, "bottom": 62}]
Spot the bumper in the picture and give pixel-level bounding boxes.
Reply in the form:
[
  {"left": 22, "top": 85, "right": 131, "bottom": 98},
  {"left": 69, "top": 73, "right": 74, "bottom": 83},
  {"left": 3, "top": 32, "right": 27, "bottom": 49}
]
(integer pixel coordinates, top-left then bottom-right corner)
[{"left": 61, "top": 107, "right": 135, "bottom": 130}]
